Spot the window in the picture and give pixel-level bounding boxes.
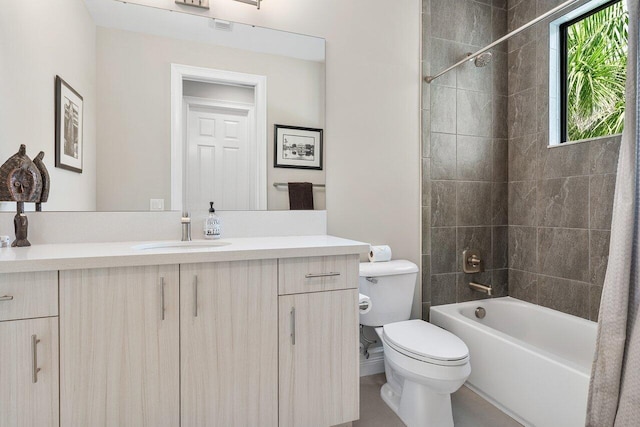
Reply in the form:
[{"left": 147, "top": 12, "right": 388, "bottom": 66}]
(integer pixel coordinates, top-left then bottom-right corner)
[{"left": 558, "top": 0, "right": 628, "bottom": 143}]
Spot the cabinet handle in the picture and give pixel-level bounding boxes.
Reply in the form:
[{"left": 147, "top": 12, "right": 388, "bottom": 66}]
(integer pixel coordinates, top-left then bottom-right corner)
[
  {"left": 0, "top": 295, "right": 14, "bottom": 302},
  {"left": 31, "top": 334, "right": 41, "bottom": 384},
  {"left": 161, "top": 277, "right": 166, "bottom": 321},
  {"left": 194, "top": 275, "right": 198, "bottom": 317},
  {"left": 290, "top": 307, "right": 296, "bottom": 345},
  {"left": 305, "top": 272, "right": 340, "bottom": 279}
]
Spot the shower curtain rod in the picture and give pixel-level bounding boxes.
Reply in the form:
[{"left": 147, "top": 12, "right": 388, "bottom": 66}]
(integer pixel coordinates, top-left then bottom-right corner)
[{"left": 424, "top": 0, "right": 581, "bottom": 83}]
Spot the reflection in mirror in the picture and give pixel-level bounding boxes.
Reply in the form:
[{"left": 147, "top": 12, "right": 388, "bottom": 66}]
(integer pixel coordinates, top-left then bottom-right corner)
[
  {"left": 0, "top": 0, "right": 326, "bottom": 212},
  {"left": 171, "top": 65, "right": 269, "bottom": 213}
]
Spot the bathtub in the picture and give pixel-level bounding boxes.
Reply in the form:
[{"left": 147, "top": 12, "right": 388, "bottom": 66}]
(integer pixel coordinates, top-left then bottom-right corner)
[{"left": 430, "top": 297, "right": 597, "bottom": 427}]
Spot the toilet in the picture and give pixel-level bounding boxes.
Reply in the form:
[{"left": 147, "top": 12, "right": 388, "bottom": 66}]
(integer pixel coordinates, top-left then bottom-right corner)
[{"left": 359, "top": 260, "right": 470, "bottom": 427}]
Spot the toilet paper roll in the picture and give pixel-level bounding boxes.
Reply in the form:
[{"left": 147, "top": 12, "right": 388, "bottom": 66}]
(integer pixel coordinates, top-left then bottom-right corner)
[
  {"left": 359, "top": 293, "right": 372, "bottom": 315},
  {"left": 368, "top": 245, "right": 392, "bottom": 263}
]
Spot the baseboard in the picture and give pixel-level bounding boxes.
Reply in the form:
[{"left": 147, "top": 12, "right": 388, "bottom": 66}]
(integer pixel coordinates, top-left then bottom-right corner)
[
  {"left": 464, "top": 382, "right": 530, "bottom": 426},
  {"left": 360, "top": 346, "right": 385, "bottom": 377}
]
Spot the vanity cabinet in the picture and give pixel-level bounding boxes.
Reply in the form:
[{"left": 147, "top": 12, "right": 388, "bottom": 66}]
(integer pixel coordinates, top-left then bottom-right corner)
[
  {"left": 59, "top": 265, "right": 180, "bottom": 427},
  {"left": 180, "top": 260, "right": 278, "bottom": 427},
  {"left": 0, "top": 271, "right": 59, "bottom": 427},
  {"left": 278, "top": 255, "right": 360, "bottom": 427},
  {"left": 6, "top": 245, "right": 363, "bottom": 427}
]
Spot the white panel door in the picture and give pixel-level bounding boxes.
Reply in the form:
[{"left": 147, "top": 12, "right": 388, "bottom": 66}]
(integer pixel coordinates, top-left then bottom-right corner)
[{"left": 186, "top": 104, "right": 253, "bottom": 212}]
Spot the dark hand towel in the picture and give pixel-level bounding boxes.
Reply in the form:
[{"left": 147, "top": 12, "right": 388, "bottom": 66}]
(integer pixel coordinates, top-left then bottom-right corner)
[{"left": 288, "top": 182, "right": 314, "bottom": 210}]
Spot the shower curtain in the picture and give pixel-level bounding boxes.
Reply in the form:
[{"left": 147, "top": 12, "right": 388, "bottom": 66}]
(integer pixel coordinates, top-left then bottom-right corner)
[{"left": 586, "top": 0, "right": 640, "bottom": 425}]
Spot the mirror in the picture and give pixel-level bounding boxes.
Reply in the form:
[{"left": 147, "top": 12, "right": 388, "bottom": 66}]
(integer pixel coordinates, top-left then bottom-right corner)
[{"left": 0, "top": 0, "right": 326, "bottom": 212}]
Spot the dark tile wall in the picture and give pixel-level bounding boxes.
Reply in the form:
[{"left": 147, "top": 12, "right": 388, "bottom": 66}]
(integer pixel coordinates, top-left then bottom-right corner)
[
  {"left": 506, "top": 0, "right": 620, "bottom": 321},
  {"left": 422, "top": 0, "right": 510, "bottom": 320},
  {"left": 422, "top": 0, "right": 621, "bottom": 322}
]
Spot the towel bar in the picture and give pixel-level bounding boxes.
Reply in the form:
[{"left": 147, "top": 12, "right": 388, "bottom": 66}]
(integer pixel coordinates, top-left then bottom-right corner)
[{"left": 272, "top": 182, "right": 325, "bottom": 189}]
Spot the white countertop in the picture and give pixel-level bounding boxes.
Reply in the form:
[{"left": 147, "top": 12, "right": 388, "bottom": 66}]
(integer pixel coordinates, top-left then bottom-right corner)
[{"left": 0, "top": 235, "right": 370, "bottom": 273}]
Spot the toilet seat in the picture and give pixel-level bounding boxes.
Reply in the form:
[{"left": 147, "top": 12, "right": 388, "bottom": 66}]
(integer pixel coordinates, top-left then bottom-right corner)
[{"left": 382, "top": 320, "right": 469, "bottom": 366}]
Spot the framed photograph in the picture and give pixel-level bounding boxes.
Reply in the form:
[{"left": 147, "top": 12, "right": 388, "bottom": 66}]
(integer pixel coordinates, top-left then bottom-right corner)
[
  {"left": 274, "top": 125, "right": 323, "bottom": 170},
  {"left": 55, "top": 76, "right": 83, "bottom": 173}
]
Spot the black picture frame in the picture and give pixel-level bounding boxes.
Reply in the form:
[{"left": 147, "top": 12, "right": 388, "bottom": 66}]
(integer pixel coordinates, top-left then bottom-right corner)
[
  {"left": 274, "top": 124, "right": 323, "bottom": 170},
  {"left": 55, "top": 75, "right": 84, "bottom": 173}
]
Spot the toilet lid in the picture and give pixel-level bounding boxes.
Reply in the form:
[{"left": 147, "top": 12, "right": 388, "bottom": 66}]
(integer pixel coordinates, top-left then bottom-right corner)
[
  {"left": 383, "top": 320, "right": 469, "bottom": 364},
  {"left": 359, "top": 260, "right": 419, "bottom": 277}
]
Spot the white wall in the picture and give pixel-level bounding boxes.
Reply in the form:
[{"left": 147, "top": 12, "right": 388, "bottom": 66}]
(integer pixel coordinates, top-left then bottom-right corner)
[
  {"left": 0, "top": 0, "right": 422, "bottom": 316},
  {"left": 126, "top": 0, "right": 422, "bottom": 316},
  {"left": 95, "top": 26, "right": 325, "bottom": 212},
  {"left": 0, "top": 0, "right": 97, "bottom": 212}
]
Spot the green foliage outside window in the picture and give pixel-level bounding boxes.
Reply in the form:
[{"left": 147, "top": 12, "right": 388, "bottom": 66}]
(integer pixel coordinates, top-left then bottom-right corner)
[{"left": 566, "top": 0, "right": 628, "bottom": 141}]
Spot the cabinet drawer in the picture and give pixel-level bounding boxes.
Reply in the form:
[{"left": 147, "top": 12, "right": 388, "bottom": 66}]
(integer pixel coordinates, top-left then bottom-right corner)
[
  {"left": 0, "top": 271, "right": 58, "bottom": 321},
  {"left": 278, "top": 255, "right": 359, "bottom": 295}
]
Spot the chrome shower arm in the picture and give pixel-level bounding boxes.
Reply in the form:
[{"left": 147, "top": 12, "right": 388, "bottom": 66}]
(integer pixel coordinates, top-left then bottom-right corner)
[{"left": 424, "top": 0, "right": 581, "bottom": 83}]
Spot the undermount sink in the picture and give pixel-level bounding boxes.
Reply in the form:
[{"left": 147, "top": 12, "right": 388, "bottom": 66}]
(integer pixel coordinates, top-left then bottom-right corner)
[{"left": 132, "top": 240, "right": 231, "bottom": 251}]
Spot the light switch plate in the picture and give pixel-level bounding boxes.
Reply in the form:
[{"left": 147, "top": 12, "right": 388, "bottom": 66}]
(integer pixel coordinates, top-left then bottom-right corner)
[
  {"left": 150, "top": 199, "right": 165, "bottom": 211},
  {"left": 175, "top": 0, "right": 209, "bottom": 10}
]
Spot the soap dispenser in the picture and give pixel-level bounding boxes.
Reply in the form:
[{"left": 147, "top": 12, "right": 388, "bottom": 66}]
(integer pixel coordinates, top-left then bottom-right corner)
[{"left": 204, "top": 202, "right": 221, "bottom": 239}]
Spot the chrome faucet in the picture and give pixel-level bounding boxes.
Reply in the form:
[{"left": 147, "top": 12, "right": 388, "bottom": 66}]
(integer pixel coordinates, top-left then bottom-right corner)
[{"left": 181, "top": 212, "right": 192, "bottom": 242}]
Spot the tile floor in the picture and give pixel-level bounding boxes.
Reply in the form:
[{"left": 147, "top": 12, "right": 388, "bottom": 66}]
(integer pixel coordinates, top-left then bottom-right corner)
[{"left": 354, "top": 374, "right": 522, "bottom": 427}]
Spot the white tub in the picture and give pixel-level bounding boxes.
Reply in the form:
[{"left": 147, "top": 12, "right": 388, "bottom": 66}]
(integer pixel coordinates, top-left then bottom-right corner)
[{"left": 430, "top": 297, "right": 597, "bottom": 427}]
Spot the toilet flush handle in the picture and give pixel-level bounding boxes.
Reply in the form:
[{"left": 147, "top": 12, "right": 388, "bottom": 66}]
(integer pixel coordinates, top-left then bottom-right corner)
[{"left": 365, "top": 277, "right": 378, "bottom": 284}]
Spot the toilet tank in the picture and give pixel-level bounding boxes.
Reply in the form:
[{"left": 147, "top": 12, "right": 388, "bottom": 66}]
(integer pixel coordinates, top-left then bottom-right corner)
[{"left": 359, "top": 260, "right": 419, "bottom": 327}]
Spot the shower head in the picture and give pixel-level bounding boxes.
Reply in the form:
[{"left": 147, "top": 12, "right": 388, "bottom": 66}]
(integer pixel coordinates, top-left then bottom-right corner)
[
  {"left": 469, "top": 51, "right": 493, "bottom": 68},
  {"left": 425, "top": 50, "right": 494, "bottom": 84}
]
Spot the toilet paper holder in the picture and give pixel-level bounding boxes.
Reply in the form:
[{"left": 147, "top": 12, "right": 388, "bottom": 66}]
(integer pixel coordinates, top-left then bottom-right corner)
[{"left": 358, "top": 293, "right": 372, "bottom": 315}]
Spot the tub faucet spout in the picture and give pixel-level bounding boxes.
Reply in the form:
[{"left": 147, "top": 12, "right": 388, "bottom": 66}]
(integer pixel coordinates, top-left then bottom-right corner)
[{"left": 469, "top": 281, "right": 492, "bottom": 296}]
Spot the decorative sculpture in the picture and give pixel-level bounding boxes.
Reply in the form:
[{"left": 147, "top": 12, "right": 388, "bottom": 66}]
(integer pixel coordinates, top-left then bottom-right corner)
[
  {"left": 13, "top": 203, "right": 29, "bottom": 247},
  {"left": 0, "top": 145, "right": 50, "bottom": 247},
  {"left": 33, "top": 152, "right": 50, "bottom": 212}
]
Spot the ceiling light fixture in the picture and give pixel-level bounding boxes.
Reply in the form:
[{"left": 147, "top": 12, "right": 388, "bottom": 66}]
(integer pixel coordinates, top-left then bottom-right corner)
[
  {"left": 176, "top": 0, "right": 263, "bottom": 10},
  {"left": 233, "top": 0, "right": 263, "bottom": 9},
  {"left": 175, "top": 0, "right": 210, "bottom": 10}
]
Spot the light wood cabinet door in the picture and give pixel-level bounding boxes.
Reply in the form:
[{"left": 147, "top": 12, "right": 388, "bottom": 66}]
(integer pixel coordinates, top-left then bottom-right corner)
[
  {"left": 279, "top": 289, "right": 360, "bottom": 427},
  {"left": 180, "top": 260, "right": 278, "bottom": 427},
  {"left": 59, "top": 265, "right": 179, "bottom": 427},
  {"left": 0, "top": 317, "right": 59, "bottom": 427}
]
